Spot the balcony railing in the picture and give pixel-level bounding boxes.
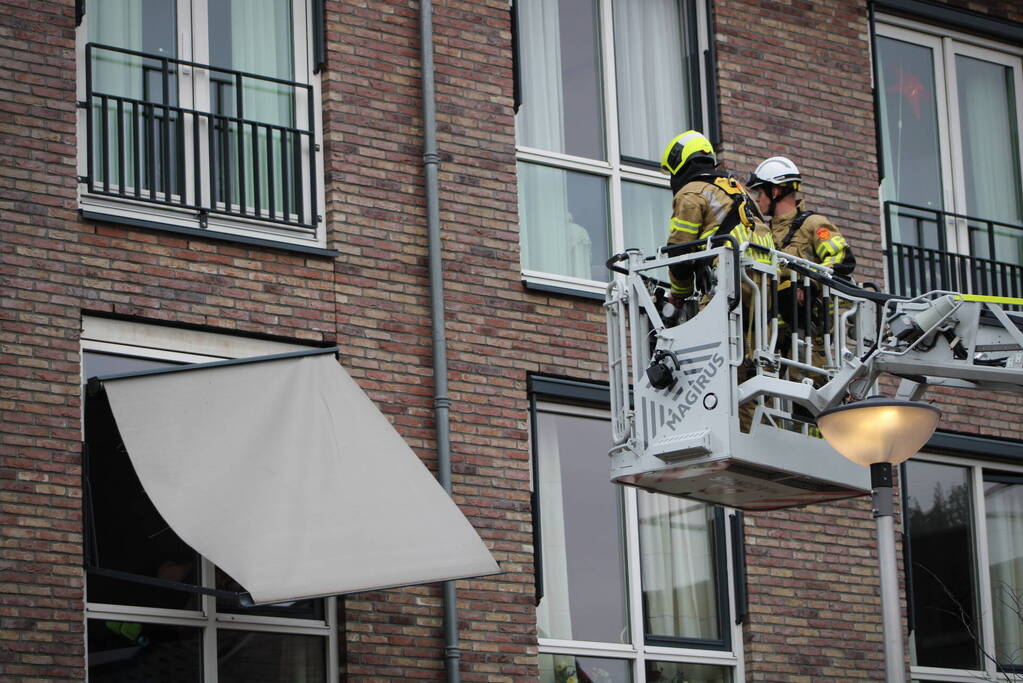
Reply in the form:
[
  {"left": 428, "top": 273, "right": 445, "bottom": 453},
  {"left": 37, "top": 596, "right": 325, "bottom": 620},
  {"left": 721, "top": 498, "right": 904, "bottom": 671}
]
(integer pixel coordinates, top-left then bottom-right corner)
[
  {"left": 884, "top": 201, "right": 1023, "bottom": 309},
  {"left": 83, "top": 43, "right": 318, "bottom": 232}
]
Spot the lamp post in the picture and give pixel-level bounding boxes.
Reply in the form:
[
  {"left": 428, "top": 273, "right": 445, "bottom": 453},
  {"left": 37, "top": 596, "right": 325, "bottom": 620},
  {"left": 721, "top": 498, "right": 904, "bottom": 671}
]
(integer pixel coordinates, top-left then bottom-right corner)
[{"left": 816, "top": 397, "right": 941, "bottom": 683}]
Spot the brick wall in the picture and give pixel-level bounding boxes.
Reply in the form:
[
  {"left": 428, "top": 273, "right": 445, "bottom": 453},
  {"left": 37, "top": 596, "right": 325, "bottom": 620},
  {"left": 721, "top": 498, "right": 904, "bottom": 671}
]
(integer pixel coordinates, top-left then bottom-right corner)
[
  {"left": 2, "top": 0, "right": 1021, "bottom": 680},
  {"left": 715, "top": 0, "right": 1023, "bottom": 679},
  {"left": 326, "top": 0, "right": 541, "bottom": 677}
]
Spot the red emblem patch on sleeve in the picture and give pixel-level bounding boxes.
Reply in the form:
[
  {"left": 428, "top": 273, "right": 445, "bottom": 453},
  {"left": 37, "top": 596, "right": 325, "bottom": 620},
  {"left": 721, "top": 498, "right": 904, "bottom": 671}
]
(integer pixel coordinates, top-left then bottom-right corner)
[{"left": 816, "top": 228, "right": 831, "bottom": 241}]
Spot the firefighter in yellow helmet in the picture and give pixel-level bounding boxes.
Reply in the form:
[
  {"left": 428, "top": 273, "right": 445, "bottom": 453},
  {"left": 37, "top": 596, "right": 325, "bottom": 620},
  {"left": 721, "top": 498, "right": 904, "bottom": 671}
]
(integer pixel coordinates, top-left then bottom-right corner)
[
  {"left": 662, "top": 131, "right": 775, "bottom": 433},
  {"left": 661, "top": 131, "right": 775, "bottom": 300}
]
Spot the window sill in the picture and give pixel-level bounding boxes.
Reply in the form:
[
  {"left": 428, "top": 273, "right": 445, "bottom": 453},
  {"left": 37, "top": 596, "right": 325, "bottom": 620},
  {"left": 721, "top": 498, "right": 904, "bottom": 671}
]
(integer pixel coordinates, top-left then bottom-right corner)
[
  {"left": 521, "top": 271, "right": 607, "bottom": 301},
  {"left": 80, "top": 194, "right": 337, "bottom": 258}
]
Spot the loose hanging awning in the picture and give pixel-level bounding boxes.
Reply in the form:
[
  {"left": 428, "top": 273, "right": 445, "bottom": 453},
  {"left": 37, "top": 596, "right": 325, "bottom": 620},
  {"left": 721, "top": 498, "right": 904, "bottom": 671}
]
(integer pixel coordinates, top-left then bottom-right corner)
[{"left": 87, "top": 348, "right": 500, "bottom": 604}]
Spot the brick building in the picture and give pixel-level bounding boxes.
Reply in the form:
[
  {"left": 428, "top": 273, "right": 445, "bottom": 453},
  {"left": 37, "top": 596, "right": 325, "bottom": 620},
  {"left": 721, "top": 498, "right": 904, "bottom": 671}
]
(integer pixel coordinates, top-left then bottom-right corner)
[{"left": 2, "top": 0, "right": 1022, "bottom": 681}]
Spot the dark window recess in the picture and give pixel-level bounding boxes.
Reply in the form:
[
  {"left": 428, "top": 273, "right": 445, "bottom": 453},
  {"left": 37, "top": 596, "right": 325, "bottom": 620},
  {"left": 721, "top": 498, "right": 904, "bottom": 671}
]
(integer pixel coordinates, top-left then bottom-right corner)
[
  {"left": 87, "top": 619, "right": 202, "bottom": 683},
  {"left": 84, "top": 390, "right": 202, "bottom": 611},
  {"left": 904, "top": 460, "right": 981, "bottom": 670}
]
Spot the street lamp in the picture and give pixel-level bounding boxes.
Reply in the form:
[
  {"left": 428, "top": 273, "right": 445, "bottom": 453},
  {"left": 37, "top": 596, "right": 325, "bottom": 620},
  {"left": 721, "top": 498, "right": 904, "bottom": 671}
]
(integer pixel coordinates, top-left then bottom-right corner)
[{"left": 816, "top": 397, "right": 941, "bottom": 683}]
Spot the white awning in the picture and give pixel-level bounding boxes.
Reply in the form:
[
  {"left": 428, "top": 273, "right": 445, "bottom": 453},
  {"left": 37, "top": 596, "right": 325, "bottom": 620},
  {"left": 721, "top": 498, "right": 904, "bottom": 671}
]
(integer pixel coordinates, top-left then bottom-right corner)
[{"left": 93, "top": 349, "right": 499, "bottom": 604}]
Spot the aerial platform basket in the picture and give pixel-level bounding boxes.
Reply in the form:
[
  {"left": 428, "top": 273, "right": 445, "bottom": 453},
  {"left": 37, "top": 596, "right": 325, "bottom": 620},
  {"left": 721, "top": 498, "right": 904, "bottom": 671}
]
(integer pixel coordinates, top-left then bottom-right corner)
[
  {"left": 606, "top": 238, "right": 1023, "bottom": 511},
  {"left": 605, "top": 239, "right": 873, "bottom": 511}
]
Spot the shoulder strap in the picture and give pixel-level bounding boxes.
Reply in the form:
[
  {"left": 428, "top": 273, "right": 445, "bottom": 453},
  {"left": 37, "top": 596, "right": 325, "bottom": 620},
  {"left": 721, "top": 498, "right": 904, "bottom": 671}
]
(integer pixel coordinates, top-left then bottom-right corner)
[{"left": 780, "top": 210, "right": 815, "bottom": 249}]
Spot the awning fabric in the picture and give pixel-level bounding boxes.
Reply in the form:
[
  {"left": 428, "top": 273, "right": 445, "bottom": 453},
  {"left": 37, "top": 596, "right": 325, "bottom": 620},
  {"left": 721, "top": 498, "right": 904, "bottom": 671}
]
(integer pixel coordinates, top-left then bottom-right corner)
[{"left": 94, "top": 349, "right": 499, "bottom": 604}]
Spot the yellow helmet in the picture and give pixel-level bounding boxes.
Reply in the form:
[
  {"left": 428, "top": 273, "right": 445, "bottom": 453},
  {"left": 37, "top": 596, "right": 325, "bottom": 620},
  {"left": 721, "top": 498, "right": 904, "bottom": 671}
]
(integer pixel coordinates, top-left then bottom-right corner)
[{"left": 660, "top": 130, "right": 716, "bottom": 175}]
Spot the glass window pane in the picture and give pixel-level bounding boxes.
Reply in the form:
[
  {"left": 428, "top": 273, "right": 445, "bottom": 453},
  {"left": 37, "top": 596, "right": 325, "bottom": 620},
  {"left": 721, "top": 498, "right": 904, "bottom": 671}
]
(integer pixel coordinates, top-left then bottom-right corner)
[
  {"left": 84, "top": 353, "right": 200, "bottom": 611},
  {"left": 519, "top": 163, "right": 610, "bottom": 281},
  {"left": 539, "top": 654, "right": 632, "bottom": 683},
  {"left": 645, "top": 660, "right": 732, "bottom": 683},
  {"left": 89, "top": 0, "right": 179, "bottom": 196},
  {"left": 984, "top": 477, "right": 1023, "bottom": 668},
  {"left": 207, "top": 0, "right": 296, "bottom": 216},
  {"left": 638, "top": 493, "right": 720, "bottom": 641},
  {"left": 614, "top": 0, "right": 690, "bottom": 162},
  {"left": 905, "top": 460, "right": 980, "bottom": 669},
  {"left": 88, "top": 619, "right": 201, "bottom": 683},
  {"left": 622, "top": 181, "right": 672, "bottom": 256},
  {"left": 877, "top": 37, "right": 944, "bottom": 235},
  {"left": 536, "top": 412, "right": 628, "bottom": 643},
  {"left": 515, "top": 0, "right": 605, "bottom": 159},
  {"left": 218, "top": 631, "right": 327, "bottom": 683},
  {"left": 956, "top": 55, "right": 1023, "bottom": 227}
]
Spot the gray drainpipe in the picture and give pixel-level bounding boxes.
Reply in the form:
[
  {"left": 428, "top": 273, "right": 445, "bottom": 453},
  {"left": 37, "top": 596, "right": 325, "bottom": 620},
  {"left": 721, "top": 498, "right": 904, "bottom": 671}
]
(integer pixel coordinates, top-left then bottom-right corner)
[{"left": 418, "top": 1, "right": 461, "bottom": 681}]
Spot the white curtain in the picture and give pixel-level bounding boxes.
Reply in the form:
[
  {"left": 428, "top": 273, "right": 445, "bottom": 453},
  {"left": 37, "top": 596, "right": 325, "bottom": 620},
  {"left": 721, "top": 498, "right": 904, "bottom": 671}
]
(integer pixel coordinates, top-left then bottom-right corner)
[
  {"left": 516, "top": 0, "right": 587, "bottom": 279},
  {"left": 515, "top": 0, "right": 565, "bottom": 153},
  {"left": 518, "top": 164, "right": 592, "bottom": 279},
  {"left": 985, "top": 482, "right": 1023, "bottom": 666},
  {"left": 89, "top": 0, "right": 142, "bottom": 190},
  {"left": 614, "top": 0, "right": 689, "bottom": 162},
  {"left": 956, "top": 55, "right": 1023, "bottom": 266},
  {"left": 638, "top": 492, "right": 717, "bottom": 639},
  {"left": 229, "top": 0, "right": 294, "bottom": 215},
  {"left": 623, "top": 181, "right": 672, "bottom": 255},
  {"left": 535, "top": 415, "right": 572, "bottom": 640},
  {"left": 957, "top": 56, "right": 1022, "bottom": 226}
]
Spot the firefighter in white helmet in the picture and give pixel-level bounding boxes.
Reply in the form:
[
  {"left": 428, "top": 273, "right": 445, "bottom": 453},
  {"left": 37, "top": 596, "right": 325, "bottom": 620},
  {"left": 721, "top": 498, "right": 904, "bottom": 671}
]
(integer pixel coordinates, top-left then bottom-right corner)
[
  {"left": 748, "top": 156, "right": 856, "bottom": 392},
  {"left": 747, "top": 156, "right": 855, "bottom": 278}
]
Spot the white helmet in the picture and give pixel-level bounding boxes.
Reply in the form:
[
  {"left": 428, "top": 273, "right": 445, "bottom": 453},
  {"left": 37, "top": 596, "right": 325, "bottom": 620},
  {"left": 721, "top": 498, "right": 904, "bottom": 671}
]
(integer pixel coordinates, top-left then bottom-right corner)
[{"left": 748, "top": 156, "right": 801, "bottom": 190}]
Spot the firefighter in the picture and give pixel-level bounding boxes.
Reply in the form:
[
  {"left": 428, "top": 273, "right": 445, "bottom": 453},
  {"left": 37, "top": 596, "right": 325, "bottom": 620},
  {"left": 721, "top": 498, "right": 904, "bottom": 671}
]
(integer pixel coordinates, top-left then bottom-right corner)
[
  {"left": 747, "top": 156, "right": 854, "bottom": 284},
  {"left": 748, "top": 156, "right": 856, "bottom": 407},
  {"left": 661, "top": 131, "right": 775, "bottom": 432},
  {"left": 661, "top": 130, "right": 775, "bottom": 301}
]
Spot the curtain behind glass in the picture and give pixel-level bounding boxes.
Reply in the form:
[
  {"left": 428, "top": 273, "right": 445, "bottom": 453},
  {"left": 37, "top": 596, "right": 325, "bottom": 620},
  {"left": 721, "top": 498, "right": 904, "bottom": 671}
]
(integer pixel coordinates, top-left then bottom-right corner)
[
  {"left": 622, "top": 181, "right": 672, "bottom": 255},
  {"left": 637, "top": 493, "right": 719, "bottom": 641},
  {"left": 519, "top": 164, "right": 609, "bottom": 281},
  {"left": 515, "top": 0, "right": 603, "bottom": 159},
  {"left": 614, "top": 0, "right": 689, "bottom": 162},
  {"left": 208, "top": 0, "right": 295, "bottom": 215},
  {"left": 535, "top": 413, "right": 628, "bottom": 644},
  {"left": 956, "top": 56, "right": 1023, "bottom": 267},
  {"left": 984, "top": 480, "right": 1023, "bottom": 668},
  {"left": 89, "top": 0, "right": 177, "bottom": 194},
  {"left": 877, "top": 37, "right": 944, "bottom": 249}
]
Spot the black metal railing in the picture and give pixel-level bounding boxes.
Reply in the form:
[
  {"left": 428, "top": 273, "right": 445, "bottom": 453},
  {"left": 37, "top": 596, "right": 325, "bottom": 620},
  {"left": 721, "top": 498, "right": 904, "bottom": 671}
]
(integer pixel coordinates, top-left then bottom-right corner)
[
  {"left": 83, "top": 43, "right": 317, "bottom": 232},
  {"left": 884, "top": 201, "right": 1023, "bottom": 309}
]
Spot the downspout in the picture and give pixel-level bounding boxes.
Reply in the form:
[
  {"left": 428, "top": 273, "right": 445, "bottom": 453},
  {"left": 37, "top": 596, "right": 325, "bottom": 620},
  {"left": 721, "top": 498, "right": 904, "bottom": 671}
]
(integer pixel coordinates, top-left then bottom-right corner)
[{"left": 419, "top": 1, "right": 461, "bottom": 681}]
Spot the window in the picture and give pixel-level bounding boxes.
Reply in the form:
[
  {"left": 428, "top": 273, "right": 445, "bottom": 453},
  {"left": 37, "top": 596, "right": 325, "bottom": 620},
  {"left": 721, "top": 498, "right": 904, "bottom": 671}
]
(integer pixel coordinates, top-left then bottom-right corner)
[
  {"left": 81, "top": 317, "right": 339, "bottom": 683},
  {"left": 515, "top": 0, "right": 710, "bottom": 294},
  {"left": 875, "top": 17, "right": 1023, "bottom": 300},
  {"left": 531, "top": 392, "right": 741, "bottom": 682},
  {"left": 76, "top": 0, "right": 324, "bottom": 249},
  {"left": 904, "top": 452, "right": 1023, "bottom": 681}
]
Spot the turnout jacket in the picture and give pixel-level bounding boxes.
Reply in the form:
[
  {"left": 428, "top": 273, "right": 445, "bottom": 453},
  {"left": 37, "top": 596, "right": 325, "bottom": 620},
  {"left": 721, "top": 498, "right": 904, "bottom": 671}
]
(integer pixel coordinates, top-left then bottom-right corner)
[
  {"left": 666, "top": 177, "right": 774, "bottom": 295},
  {"left": 769, "top": 199, "right": 850, "bottom": 277}
]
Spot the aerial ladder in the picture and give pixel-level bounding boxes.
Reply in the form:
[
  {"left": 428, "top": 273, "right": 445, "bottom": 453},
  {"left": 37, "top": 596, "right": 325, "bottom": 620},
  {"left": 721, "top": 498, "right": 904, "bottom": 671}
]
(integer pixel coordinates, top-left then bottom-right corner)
[{"left": 604, "top": 237, "right": 1023, "bottom": 511}]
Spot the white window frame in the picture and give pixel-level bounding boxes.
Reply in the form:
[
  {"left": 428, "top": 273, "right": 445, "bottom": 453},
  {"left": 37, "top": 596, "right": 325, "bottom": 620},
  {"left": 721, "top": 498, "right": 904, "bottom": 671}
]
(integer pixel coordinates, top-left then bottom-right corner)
[
  {"left": 905, "top": 451, "right": 1023, "bottom": 683},
  {"left": 533, "top": 400, "right": 744, "bottom": 682},
  {"left": 516, "top": 0, "right": 712, "bottom": 296},
  {"left": 81, "top": 316, "right": 340, "bottom": 683},
  {"left": 875, "top": 15, "right": 1023, "bottom": 258},
  {"left": 75, "top": 0, "right": 327, "bottom": 250}
]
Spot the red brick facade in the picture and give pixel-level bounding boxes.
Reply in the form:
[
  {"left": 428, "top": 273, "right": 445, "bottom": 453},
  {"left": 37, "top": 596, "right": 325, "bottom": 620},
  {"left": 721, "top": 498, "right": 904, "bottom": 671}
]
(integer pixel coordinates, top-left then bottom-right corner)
[{"left": 1, "top": 0, "right": 1021, "bottom": 680}]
